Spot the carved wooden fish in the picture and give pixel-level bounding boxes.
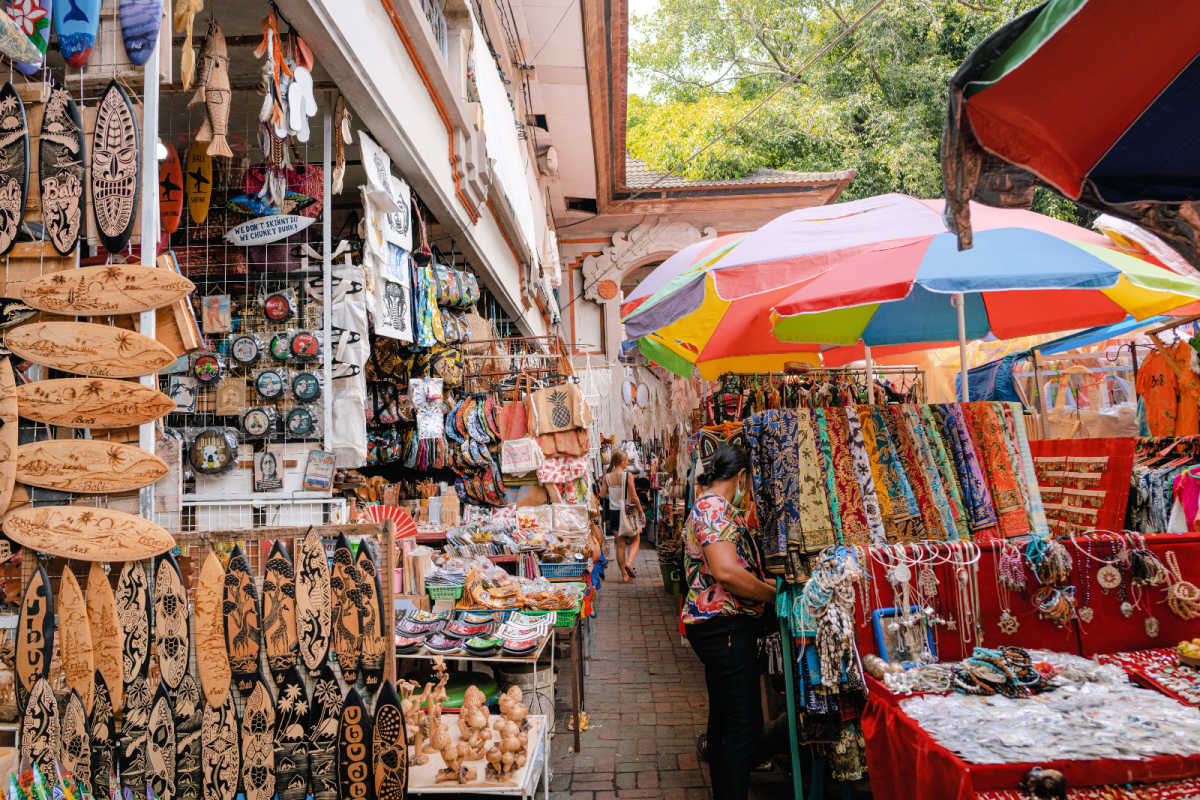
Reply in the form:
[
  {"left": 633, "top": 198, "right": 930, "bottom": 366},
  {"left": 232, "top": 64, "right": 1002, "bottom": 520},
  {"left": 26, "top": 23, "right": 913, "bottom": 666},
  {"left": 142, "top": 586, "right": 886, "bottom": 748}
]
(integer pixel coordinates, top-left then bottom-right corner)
[{"left": 194, "top": 22, "right": 231, "bottom": 159}]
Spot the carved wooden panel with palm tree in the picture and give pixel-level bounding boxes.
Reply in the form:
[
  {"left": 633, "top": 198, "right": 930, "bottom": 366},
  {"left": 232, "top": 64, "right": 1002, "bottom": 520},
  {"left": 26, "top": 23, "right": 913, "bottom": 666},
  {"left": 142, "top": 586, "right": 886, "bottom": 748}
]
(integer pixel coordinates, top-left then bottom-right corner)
[
  {"left": 18, "top": 377, "right": 176, "bottom": 428},
  {"left": 262, "top": 540, "right": 298, "bottom": 686},
  {"left": 5, "top": 321, "right": 176, "bottom": 377},
  {"left": 5, "top": 506, "right": 175, "bottom": 561},
  {"left": 22, "top": 263, "right": 194, "bottom": 315},
  {"left": 18, "top": 439, "right": 168, "bottom": 493}
]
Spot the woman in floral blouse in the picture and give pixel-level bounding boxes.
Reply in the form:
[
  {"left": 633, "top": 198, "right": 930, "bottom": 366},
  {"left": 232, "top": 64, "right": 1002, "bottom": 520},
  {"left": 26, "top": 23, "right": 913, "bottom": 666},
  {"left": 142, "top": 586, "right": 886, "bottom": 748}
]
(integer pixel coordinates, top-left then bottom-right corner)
[{"left": 682, "top": 445, "right": 776, "bottom": 800}]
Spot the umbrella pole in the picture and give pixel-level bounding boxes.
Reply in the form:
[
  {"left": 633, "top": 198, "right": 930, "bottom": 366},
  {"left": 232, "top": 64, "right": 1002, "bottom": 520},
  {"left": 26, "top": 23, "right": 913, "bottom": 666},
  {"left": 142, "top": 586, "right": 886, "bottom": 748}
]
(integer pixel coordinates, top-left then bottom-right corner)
[
  {"left": 864, "top": 343, "right": 875, "bottom": 403},
  {"left": 955, "top": 292, "right": 969, "bottom": 401}
]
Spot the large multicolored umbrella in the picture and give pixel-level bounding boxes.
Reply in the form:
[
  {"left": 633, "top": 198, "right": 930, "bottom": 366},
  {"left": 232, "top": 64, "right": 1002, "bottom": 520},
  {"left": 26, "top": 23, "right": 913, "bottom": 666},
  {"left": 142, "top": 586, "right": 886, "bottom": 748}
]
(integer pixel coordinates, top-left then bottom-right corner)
[{"left": 943, "top": 0, "right": 1200, "bottom": 264}]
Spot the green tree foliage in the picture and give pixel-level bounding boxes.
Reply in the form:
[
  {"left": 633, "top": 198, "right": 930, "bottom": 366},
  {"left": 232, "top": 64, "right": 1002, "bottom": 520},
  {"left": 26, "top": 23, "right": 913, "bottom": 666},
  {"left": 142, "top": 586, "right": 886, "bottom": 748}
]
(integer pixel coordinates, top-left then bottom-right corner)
[{"left": 628, "top": 0, "right": 1040, "bottom": 200}]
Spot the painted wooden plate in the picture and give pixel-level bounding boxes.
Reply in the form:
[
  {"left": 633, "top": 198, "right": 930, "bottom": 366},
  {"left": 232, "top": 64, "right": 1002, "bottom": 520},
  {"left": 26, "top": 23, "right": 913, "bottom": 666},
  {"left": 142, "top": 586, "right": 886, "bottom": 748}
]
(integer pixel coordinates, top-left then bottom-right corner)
[
  {"left": 15, "top": 564, "right": 53, "bottom": 715},
  {"left": 307, "top": 660, "right": 342, "bottom": 800},
  {"left": 119, "top": 675, "right": 151, "bottom": 798},
  {"left": 185, "top": 141, "right": 212, "bottom": 225},
  {"left": 23, "top": 264, "right": 194, "bottom": 316},
  {"left": 337, "top": 688, "right": 372, "bottom": 800},
  {"left": 224, "top": 215, "right": 315, "bottom": 246},
  {"left": 18, "top": 439, "right": 168, "bottom": 494},
  {"left": 116, "top": 561, "right": 150, "bottom": 690},
  {"left": 274, "top": 666, "right": 309, "bottom": 800},
  {"left": 295, "top": 526, "right": 331, "bottom": 671},
  {"left": 201, "top": 693, "right": 240, "bottom": 800},
  {"left": 119, "top": 0, "right": 162, "bottom": 67},
  {"left": 223, "top": 545, "right": 262, "bottom": 696},
  {"left": 262, "top": 540, "right": 298, "bottom": 685},
  {"left": 20, "top": 677, "right": 59, "bottom": 774},
  {"left": 4, "top": 505, "right": 175, "bottom": 562},
  {"left": 18, "top": 377, "right": 176, "bottom": 429},
  {"left": 330, "top": 534, "right": 362, "bottom": 684},
  {"left": 0, "top": 83, "right": 28, "bottom": 257},
  {"left": 91, "top": 81, "right": 140, "bottom": 254},
  {"left": 60, "top": 689, "right": 92, "bottom": 786},
  {"left": 0, "top": 359, "right": 17, "bottom": 518},
  {"left": 355, "top": 543, "right": 386, "bottom": 692},
  {"left": 58, "top": 567, "right": 95, "bottom": 713},
  {"left": 174, "top": 674, "right": 204, "bottom": 800},
  {"left": 6, "top": 321, "right": 177, "bottom": 378},
  {"left": 148, "top": 683, "right": 177, "bottom": 800},
  {"left": 195, "top": 549, "right": 231, "bottom": 708},
  {"left": 371, "top": 681, "right": 407, "bottom": 800},
  {"left": 87, "top": 563, "right": 123, "bottom": 713},
  {"left": 89, "top": 671, "right": 116, "bottom": 800},
  {"left": 160, "top": 142, "right": 183, "bottom": 233},
  {"left": 55, "top": 0, "right": 101, "bottom": 67},
  {"left": 39, "top": 85, "right": 85, "bottom": 256},
  {"left": 154, "top": 552, "right": 190, "bottom": 691},
  {"left": 240, "top": 678, "right": 276, "bottom": 800}
]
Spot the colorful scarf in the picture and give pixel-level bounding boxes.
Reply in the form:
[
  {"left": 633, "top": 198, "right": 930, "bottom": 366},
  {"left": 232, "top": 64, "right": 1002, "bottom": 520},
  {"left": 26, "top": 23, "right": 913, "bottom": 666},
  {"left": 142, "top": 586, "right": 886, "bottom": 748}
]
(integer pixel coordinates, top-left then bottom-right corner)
[
  {"left": 936, "top": 403, "right": 998, "bottom": 535},
  {"left": 898, "top": 405, "right": 957, "bottom": 540},
  {"left": 919, "top": 405, "right": 969, "bottom": 539},
  {"left": 794, "top": 411, "right": 836, "bottom": 553},
  {"left": 864, "top": 407, "right": 924, "bottom": 541},
  {"left": 845, "top": 407, "right": 886, "bottom": 544},
  {"left": 824, "top": 409, "right": 871, "bottom": 545},
  {"left": 812, "top": 409, "right": 844, "bottom": 545},
  {"left": 962, "top": 402, "right": 1031, "bottom": 539},
  {"left": 1004, "top": 401, "right": 1050, "bottom": 537}
]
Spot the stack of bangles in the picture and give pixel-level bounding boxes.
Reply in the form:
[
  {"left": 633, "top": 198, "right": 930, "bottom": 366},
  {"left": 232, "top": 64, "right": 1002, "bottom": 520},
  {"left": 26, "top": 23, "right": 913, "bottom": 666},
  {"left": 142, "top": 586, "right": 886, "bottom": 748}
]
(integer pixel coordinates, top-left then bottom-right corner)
[
  {"left": 951, "top": 646, "right": 1050, "bottom": 698},
  {"left": 1032, "top": 585, "right": 1076, "bottom": 628}
]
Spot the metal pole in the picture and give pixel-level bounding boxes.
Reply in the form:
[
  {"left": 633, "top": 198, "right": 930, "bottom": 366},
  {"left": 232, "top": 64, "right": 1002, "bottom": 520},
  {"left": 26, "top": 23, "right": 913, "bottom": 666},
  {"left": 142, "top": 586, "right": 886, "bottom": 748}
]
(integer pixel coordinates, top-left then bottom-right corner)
[
  {"left": 778, "top": 580, "right": 804, "bottom": 800},
  {"left": 322, "top": 108, "right": 333, "bottom": 456},
  {"left": 138, "top": 33, "right": 162, "bottom": 522},
  {"left": 864, "top": 343, "right": 874, "bottom": 404},
  {"left": 955, "top": 293, "right": 968, "bottom": 401}
]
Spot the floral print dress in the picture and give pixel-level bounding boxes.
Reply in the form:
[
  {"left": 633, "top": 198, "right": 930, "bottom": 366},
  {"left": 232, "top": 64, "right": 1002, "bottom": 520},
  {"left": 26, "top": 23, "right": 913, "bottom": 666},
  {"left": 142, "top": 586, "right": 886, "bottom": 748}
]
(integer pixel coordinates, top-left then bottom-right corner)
[{"left": 682, "top": 492, "right": 766, "bottom": 624}]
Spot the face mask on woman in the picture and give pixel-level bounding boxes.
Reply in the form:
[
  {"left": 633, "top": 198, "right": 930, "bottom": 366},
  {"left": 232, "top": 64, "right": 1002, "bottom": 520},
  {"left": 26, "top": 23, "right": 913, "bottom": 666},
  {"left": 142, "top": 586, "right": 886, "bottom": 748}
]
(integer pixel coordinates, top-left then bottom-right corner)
[{"left": 731, "top": 474, "right": 747, "bottom": 510}]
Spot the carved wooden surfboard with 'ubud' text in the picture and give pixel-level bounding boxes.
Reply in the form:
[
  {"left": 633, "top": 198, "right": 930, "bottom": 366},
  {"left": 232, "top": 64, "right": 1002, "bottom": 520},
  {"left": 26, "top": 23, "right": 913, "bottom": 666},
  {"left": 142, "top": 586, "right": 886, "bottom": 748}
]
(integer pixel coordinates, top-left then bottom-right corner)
[
  {"left": 5, "top": 505, "right": 175, "bottom": 562},
  {"left": 18, "top": 439, "right": 168, "bottom": 493},
  {"left": 6, "top": 321, "right": 177, "bottom": 378},
  {"left": 18, "top": 377, "right": 176, "bottom": 429},
  {"left": 195, "top": 549, "right": 231, "bottom": 708},
  {"left": 223, "top": 545, "right": 262, "bottom": 696},
  {"left": 262, "top": 540, "right": 298, "bottom": 686},
  {"left": 15, "top": 565, "right": 53, "bottom": 715},
  {"left": 22, "top": 263, "right": 194, "bottom": 316}
]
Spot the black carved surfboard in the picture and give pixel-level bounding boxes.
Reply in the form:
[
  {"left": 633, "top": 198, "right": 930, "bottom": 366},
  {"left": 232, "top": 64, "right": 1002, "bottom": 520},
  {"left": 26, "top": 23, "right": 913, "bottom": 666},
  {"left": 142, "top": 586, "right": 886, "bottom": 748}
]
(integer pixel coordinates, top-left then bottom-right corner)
[
  {"left": 174, "top": 673, "right": 203, "bottom": 800},
  {"left": 116, "top": 561, "right": 150, "bottom": 694},
  {"left": 15, "top": 564, "right": 53, "bottom": 715},
  {"left": 89, "top": 671, "right": 116, "bottom": 800},
  {"left": 38, "top": 84, "right": 84, "bottom": 255},
  {"left": 148, "top": 682, "right": 177, "bottom": 800},
  {"left": 330, "top": 535, "right": 362, "bottom": 684},
  {"left": 19, "top": 677, "right": 59, "bottom": 774},
  {"left": 240, "top": 677, "right": 276, "bottom": 800},
  {"left": 223, "top": 545, "right": 262, "bottom": 696},
  {"left": 295, "top": 527, "right": 331, "bottom": 671},
  {"left": 274, "top": 666, "right": 309, "bottom": 800},
  {"left": 307, "top": 660, "right": 342, "bottom": 800},
  {"left": 60, "top": 689, "right": 91, "bottom": 786},
  {"left": 0, "top": 82, "right": 29, "bottom": 257},
  {"left": 371, "top": 681, "right": 407, "bottom": 800},
  {"left": 91, "top": 80, "right": 140, "bottom": 254},
  {"left": 355, "top": 543, "right": 386, "bottom": 692},
  {"left": 119, "top": 675, "right": 152, "bottom": 800},
  {"left": 337, "top": 688, "right": 372, "bottom": 800},
  {"left": 155, "top": 552, "right": 190, "bottom": 692},
  {"left": 201, "top": 692, "right": 239, "bottom": 800},
  {"left": 262, "top": 540, "right": 298, "bottom": 686}
]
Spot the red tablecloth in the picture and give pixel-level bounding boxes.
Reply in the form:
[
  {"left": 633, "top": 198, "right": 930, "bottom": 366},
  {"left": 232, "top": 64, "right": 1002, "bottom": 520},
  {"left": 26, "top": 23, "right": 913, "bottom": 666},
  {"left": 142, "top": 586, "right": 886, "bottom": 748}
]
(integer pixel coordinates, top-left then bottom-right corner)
[
  {"left": 862, "top": 676, "right": 1200, "bottom": 800},
  {"left": 1098, "top": 648, "right": 1200, "bottom": 706},
  {"left": 976, "top": 778, "right": 1200, "bottom": 799}
]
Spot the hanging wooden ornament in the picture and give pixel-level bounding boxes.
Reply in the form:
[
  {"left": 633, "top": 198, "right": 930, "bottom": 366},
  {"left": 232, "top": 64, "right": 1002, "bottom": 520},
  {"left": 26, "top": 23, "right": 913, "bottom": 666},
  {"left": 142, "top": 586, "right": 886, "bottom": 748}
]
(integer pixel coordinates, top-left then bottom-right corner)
[
  {"left": 0, "top": 359, "right": 17, "bottom": 537},
  {"left": 185, "top": 140, "right": 212, "bottom": 224},
  {"left": 5, "top": 506, "right": 175, "bottom": 562},
  {"left": 38, "top": 85, "right": 85, "bottom": 255},
  {"left": 307, "top": 660, "right": 342, "bottom": 800},
  {"left": 274, "top": 666, "right": 310, "bottom": 800},
  {"left": 19, "top": 677, "right": 59, "bottom": 774},
  {"left": 330, "top": 534, "right": 362, "bottom": 683},
  {"left": 5, "top": 321, "right": 176, "bottom": 378},
  {"left": 174, "top": 674, "right": 204, "bottom": 800},
  {"left": 223, "top": 545, "right": 263, "bottom": 696},
  {"left": 89, "top": 672, "right": 116, "bottom": 800},
  {"left": 201, "top": 693, "right": 240, "bottom": 800},
  {"left": 295, "top": 526, "right": 332, "bottom": 671},
  {"left": 119, "top": 675, "right": 152, "bottom": 796},
  {"left": 116, "top": 561, "right": 151, "bottom": 691},
  {"left": 15, "top": 564, "right": 54, "bottom": 715},
  {"left": 195, "top": 549, "right": 231, "bottom": 707},
  {"left": 18, "top": 377, "right": 176, "bottom": 429},
  {"left": 22, "top": 263, "right": 194, "bottom": 316},
  {"left": 60, "top": 690, "right": 92, "bottom": 786},
  {"left": 58, "top": 567, "right": 96, "bottom": 713},
  {"left": 0, "top": 82, "right": 28, "bottom": 257},
  {"left": 240, "top": 678, "right": 276, "bottom": 800},
  {"left": 55, "top": 0, "right": 101, "bottom": 67},
  {"left": 160, "top": 141, "right": 183, "bottom": 233},
  {"left": 147, "top": 682, "right": 177, "bottom": 800},
  {"left": 262, "top": 540, "right": 299, "bottom": 686},
  {"left": 17, "top": 439, "right": 168, "bottom": 493},
  {"left": 118, "top": 0, "right": 162, "bottom": 67},
  {"left": 355, "top": 542, "right": 386, "bottom": 692},
  {"left": 371, "top": 681, "right": 408, "bottom": 800},
  {"left": 154, "top": 552, "right": 190, "bottom": 691},
  {"left": 91, "top": 80, "right": 140, "bottom": 254},
  {"left": 337, "top": 688, "right": 372, "bottom": 800}
]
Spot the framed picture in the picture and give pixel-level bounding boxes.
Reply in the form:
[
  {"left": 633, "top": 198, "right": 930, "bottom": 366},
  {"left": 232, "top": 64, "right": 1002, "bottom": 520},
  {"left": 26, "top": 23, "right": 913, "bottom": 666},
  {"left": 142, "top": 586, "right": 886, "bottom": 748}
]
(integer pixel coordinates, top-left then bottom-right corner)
[
  {"left": 168, "top": 376, "right": 198, "bottom": 413},
  {"left": 215, "top": 378, "right": 247, "bottom": 416},
  {"left": 872, "top": 606, "right": 937, "bottom": 668},
  {"left": 201, "top": 294, "right": 232, "bottom": 334},
  {"left": 302, "top": 450, "right": 335, "bottom": 492},
  {"left": 254, "top": 446, "right": 284, "bottom": 492}
]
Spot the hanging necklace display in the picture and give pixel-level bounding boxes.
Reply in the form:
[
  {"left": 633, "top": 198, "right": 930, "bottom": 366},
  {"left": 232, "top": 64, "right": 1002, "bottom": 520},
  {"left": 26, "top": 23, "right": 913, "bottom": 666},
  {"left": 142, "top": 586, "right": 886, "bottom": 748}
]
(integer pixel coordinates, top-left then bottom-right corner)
[
  {"left": 91, "top": 81, "right": 140, "bottom": 254},
  {"left": 256, "top": 370, "right": 284, "bottom": 399},
  {"left": 995, "top": 541, "right": 1020, "bottom": 635},
  {"left": 292, "top": 371, "right": 320, "bottom": 401},
  {"left": 1077, "top": 541, "right": 1094, "bottom": 624},
  {"left": 1165, "top": 549, "right": 1200, "bottom": 619},
  {"left": 269, "top": 333, "right": 291, "bottom": 362},
  {"left": 38, "top": 85, "right": 84, "bottom": 255},
  {"left": 230, "top": 334, "right": 261, "bottom": 366}
]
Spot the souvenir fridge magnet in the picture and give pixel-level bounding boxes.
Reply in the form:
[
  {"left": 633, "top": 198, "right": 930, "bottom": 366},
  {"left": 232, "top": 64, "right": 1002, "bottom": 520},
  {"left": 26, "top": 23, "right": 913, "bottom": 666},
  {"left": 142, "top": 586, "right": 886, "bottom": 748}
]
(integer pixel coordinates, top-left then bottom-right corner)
[
  {"left": 290, "top": 331, "right": 319, "bottom": 360},
  {"left": 256, "top": 370, "right": 284, "bottom": 399},
  {"left": 188, "top": 428, "right": 236, "bottom": 475},
  {"left": 241, "top": 407, "right": 273, "bottom": 438},
  {"left": 302, "top": 450, "right": 334, "bottom": 492},
  {"left": 285, "top": 407, "right": 314, "bottom": 437},
  {"left": 193, "top": 353, "right": 221, "bottom": 383},
  {"left": 292, "top": 372, "right": 320, "bottom": 402},
  {"left": 269, "top": 333, "right": 292, "bottom": 362},
  {"left": 215, "top": 378, "right": 247, "bottom": 416},
  {"left": 168, "top": 376, "right": 199, "bottom": 413},
  {"left": 230, "top": 334, "right": 261, "bottom": 366},
  {"left": 263, "top": 290, "right": 294, "bottom": 322},
  {"left": 202, "top": 295, "right": 232, "bottom": 334}
]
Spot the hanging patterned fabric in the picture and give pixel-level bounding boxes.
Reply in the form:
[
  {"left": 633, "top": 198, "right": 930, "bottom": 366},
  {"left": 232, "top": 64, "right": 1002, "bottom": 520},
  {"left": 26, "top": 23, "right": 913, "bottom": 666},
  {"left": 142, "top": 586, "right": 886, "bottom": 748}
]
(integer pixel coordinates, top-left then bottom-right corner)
[
  {"left": 412, "top": 260, "right": 445, "bottom": 347},
  {"left": 918, "top": 405, "right": 969, "bottom": 539},
  {"left": 863, "top": 407, "right": 923, "bottom": 541},
  {"left": 844, "top": 408, "right": 886, "bottom": 545},
  {"left": 811, "top": 409, "right": 845, "bottom": 544},
  {"left": 962, "top": 402, "right": 1031, "bottom": 539},
  {"left": 823, "top": 410, "right": 871, "bottom": 546},
  {"left": 1003, "top": 401, "right": 1050, "bottom": 537},
  {"left": 935, "top": 403, "right": 998, "bottom": 535},
  {"left": 899, "top": 405, "right": 959, "bottom": 540},
  {"left": 883, "top": 406, "right": 948, "bottom": 540}
]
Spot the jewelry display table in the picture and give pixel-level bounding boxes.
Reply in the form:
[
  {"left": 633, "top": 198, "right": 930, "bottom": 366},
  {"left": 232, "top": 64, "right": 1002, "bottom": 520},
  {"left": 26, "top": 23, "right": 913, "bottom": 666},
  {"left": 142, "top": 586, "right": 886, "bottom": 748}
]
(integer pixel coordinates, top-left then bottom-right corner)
[{"left": 1098, "top": 648, "right": 1200, "bottom": 707}]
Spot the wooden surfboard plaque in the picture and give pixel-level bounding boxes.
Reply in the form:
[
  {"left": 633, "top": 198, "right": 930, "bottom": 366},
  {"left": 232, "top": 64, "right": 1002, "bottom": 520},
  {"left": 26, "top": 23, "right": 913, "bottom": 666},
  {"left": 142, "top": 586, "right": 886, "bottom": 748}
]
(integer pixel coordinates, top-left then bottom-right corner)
[
  {"left": 337, "top": 688, "right": 372, "bottom": 800},
  {"left": 0, "top": 359, "right": 16, "bottom": 516},
  {"left": 262, "top": 540, "right": 298, "bottom": 685},
  {"left": 38, "top": 85, "right": 85, "bottom": 256},
  {"left": 18, "top": 439, "right": 169, "bottom": 493},
  {"left": 274, "top": 666, "right": 310, "bottom": 800},
  {"left": 372, "top": 681, "right": 408, "bottom": 800},
  {"left": 201, "top": 693, "right": 240, "bottom": 800},
  {"left": 155, "top": 552, "right": 190, "bottom": 691},
  {"left": 116, "top": 561, "right": 150, "bottom": 690},
  {"left": 87, "top": 563, "right": 123, "bottom": 712},
  {"left": 185, "top": 142, "right": 212, "bottom": 225},
  {"left": 195, "top": 549, "right": 231, "bottom": 708},
  {"left": 0, "top": 82, "right": 29, "bottom": 257},
  {"left": 91, "top": 81, "right": 140, "bottom": 254},
  {"left": 120, "top": 675, "right": 151, "bottom": 800},
  {"left": 295, "top": 527, "right": 331, "bottom": 671},
  {"left": 22, "top": 264, "right": 194, "bottom": 316},
  {"left": 330, "top": 534, "right": 362, "bottom": 684},
  {"left": 174, "top": 674, "right": 204, "bottom": 800},
  {"left": 355, "top": 543, "right": 385, "bottom": 692},
  {"left": 18, "top": 377, "right": 177, "bottom": 429},
  {"left": 5, "top": 505, "right": 176, "bottom": 562},
  {"left": 6, "top": 321, "right": 177, "bottom": 378},
  {"left": 89, "top": 672, "right": 116, "bottom": 800},
  {"left": 20, "top": 677, "right": 59, "bottom": 774},
  {"left": 60, "top": 689, "right": 92, "bottom": 786},
  {"left": 240, "top": 678, "right": 276, "bottom": 800},
  {"left": 148, "top": 683, "right": 177, "bottom": 800},
  {"left": 58, "top": 567, "right": 95, "bottom": 713},
  {"left": 307, "top": 660, "right": 342, "bottom": 800},
  {"left": 15, "top": 565, "right": 54, "bottom": 715},
  {"left": 223, "top": 545, "right": 262, "bottom": 696},
  {"left": 160, "top": 142, "right": 183, "bottom": 234}
]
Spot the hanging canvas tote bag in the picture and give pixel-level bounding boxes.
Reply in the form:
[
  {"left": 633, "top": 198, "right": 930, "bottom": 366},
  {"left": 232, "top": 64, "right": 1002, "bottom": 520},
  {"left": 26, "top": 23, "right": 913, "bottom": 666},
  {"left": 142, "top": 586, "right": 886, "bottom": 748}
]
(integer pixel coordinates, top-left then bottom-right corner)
[
  {"left": 499, "top": 374, "right": 533, "bottom": 441},
  {"left": 526, "top": 382, "right": 590, "bottom": 435}
]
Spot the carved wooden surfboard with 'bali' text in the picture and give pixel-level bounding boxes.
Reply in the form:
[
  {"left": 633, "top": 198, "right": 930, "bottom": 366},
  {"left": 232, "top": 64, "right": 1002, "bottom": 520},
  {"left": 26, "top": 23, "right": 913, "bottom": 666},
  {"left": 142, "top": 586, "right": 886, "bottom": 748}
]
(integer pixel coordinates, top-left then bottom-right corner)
[
  {"left": 39, "top": 85, "right": 85, "bottom": 255},
  {"left": 22, "top": 263, "right": 194, "bottom": 316},
  {"left": 18, "top": 377, "right": 176, "bottom": 429},
  {"left": 0, "top": 82, "right": 29, "bottom": 257},
  {"left": 6, "top": 321, "right": 177, "bottom": 378},
  {"left": 174, "top": 674, "right": 204, "bottom": 800},
  {"left": 0, "top": 359, "right": 16, "bottom": 517},
  {"left": 5, "top": 505, "right": 175, "bottom": 562},
  {"left": 18, "top": 439, "right": 168, "bottom": 493}
]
